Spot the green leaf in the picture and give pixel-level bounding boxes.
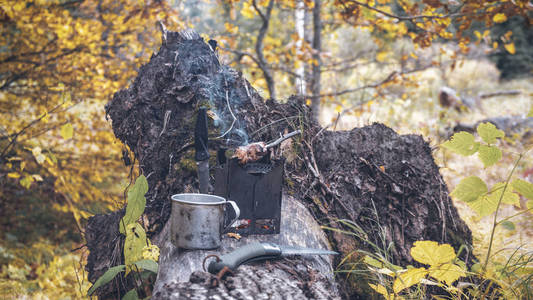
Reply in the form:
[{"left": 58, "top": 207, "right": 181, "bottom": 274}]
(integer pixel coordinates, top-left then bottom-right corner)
[
  {"left": 428, "top": 263, "right": 465, "bottom": 285},
  {"left": 491, "top": 182, "right": 520, "bottom": 206},
  {"left": 527, "top": 105, "right": 533, "bottom": 118},
  {"left": 393, "top": 267, "right": 428, "bottom": 294},
  {"left": 411, "top": 241, "right": 456, "bottom": 266},
  {"left": 124, "top": 223, "right": 147, "bottom": 275},
  {"left": 477, "top": 145, "right": 502, "bottom": 167},
  {"left": 442, "top": 132, "right": 480, "bottom": 156},
  {"left": 512, "top": 179, "right": 533, "bottom": 200},
  {"left": 134, "top": 259, "right": 159, "bottom": 273},
  {"left": 477, "top": 122, "right": 504, "bottom": 144},
  {"left": 364, "top": 255, "right": 384, "bottom": 268},
  {"left": 465, "top": 182, "right": 518, "bottom": 217},
  {"left": 120, "top": 175, "right": 148, "bottom": 234},
  {"left": 60, "top": 123, "right": 73, "bottom": 140},
  {"left": 500, "top": 221, "right": 515, "bottom": 231},
  {"left": 122, "top": 288, "right": 139, "bottom": 300},
  {"left": 470, "top": 263, "right": 481, "bottom": 273},
  {"left": 467, "top": 194, "right": 499, "bottom": 217},
  {"left": 87, "top": 264, "right": 125, "bottom": 296},
  {"left": 450, "top": 176, "right": 488, "bottom": 203}
]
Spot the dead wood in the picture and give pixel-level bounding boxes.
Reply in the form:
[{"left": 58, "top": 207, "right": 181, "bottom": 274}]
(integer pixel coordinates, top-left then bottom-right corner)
[
  {"left": 151, "top": 194, "right": 339, "bottom": 299},
  {"left": 86, "top": 29, "right": 473, "bottom": 298}
]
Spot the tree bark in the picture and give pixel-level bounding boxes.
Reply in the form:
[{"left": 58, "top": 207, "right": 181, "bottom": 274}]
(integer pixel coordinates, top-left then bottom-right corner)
[
  {"left": 295, "top": 0, "right": 306, "bottom": 95},
  {"left": 252, "top": 0, "right": 276, "bottom": 99},
  {"left": 310, "top": 0, "right": 322, "bottom": 123}
]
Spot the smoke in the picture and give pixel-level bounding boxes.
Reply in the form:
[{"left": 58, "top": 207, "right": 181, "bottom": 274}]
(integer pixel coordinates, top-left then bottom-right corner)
[{"left": 203, "top": 65, "right": 249, "bottom": 146}]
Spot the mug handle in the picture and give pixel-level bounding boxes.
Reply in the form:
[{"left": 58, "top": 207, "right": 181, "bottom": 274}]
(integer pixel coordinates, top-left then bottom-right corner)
[{"left": 224, "top": 200, "right": 240, "bottom": 230}]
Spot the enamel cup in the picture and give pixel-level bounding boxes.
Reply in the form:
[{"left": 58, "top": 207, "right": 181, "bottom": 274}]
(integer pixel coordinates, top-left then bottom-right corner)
[{"left": 170, "top": 193, "right": 240, "bottom": 249}]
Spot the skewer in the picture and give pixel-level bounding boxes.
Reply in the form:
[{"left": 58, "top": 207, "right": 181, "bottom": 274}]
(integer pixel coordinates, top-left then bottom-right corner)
[{"left": 265, "top": 130, "right": 301, "bottom": 149}]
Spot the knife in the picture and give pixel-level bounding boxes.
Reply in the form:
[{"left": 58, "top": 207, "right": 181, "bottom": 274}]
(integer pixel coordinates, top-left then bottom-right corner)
[
  {"left": 207, "top": 242, "right": 338, "bottom": 274},
  {"left": 195, "top": 107, "right": 210, "bottom": 193}
]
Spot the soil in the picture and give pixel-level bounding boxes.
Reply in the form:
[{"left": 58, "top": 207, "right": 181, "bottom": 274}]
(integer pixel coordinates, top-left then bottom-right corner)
[{"left": 86, "top": 29, "right": 473, "bottom": 299}]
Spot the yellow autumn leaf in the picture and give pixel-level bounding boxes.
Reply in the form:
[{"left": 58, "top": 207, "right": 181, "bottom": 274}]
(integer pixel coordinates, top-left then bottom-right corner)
[
  {"left": 41, "top": 111, "right": 49, "bottom": 123},
  {"left": 493, "top": 13, "right": 507, "bottom": 23},
  {"left": 369, "top": 283, "right": 405, "bottom": 300},
  {"left": 429, "top": 263, "right": 465, "bottom": 285},
  {"left": 504, "top": 43, "right": 516, "bottom": 54},
  {"left": 7, "top": 172, "right": 21, "bottom": 179},
  {"left": 410, "top": 241, "right": 456, "bottom": 266},
  {"left": 241, "top": 1, "right": 256, "bottom": 19},
  {"left": 60, "top": 123, "right": 74, "bottom": 139},
  {"left": 20, "top": 175, "right": 34, "bottom": 189},
  {"left": 393, "top": 267, "right": 428, "bottom": 293},
  {"left": 376, "top": 51, "right": 387, "bottom": 62}
]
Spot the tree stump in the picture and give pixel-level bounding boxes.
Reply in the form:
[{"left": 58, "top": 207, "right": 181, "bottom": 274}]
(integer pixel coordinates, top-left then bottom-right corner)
[{"left": 86, "top": 29, "right": 473, "bottom": 298}]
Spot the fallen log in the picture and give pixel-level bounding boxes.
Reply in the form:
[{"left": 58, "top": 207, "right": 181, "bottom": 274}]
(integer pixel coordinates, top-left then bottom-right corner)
[
  {"left": 453, "top": 116, "right": 533, "bottom": 140},
  {"left": 151, "top": 194, "right": 339, "bottom": 299},
  {"left": 86, "top": 29, "right": 473, "bottom": 298},
  {"left": 439, "top": 86, "right": 522, "bottom": 111}
]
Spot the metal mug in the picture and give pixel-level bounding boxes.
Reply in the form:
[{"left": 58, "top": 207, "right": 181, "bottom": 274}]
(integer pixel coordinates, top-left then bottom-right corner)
[{"left": 170, "top": 193, "right": 240, "bottom": 249}]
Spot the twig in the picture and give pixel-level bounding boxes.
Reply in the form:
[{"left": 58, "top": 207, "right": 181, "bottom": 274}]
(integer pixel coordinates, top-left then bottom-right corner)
[
  {"left": 484, "top": 153, "right": 523, "bottom": 271},
  {"left": 157, "top": 20, "right": 168, "bottom": 45},
  {"left": 250, "top": 116, "right": 299, "bottom": 137},
  {"left": 303, "top": 64, "right": 430, "bottom": 99},
  {"left": 338, "top": 0, "right": 468, "bottom": 21},
  {"left": 159, "top": 110, "right": 171, "bottom": 137},
  {"left": 0, "top": 101, "right": 66, "bottom": 159},
  {"left": 243, "top": 78, "right": 252, "bottom": 99},
  {"left": 265, "top": 130, "right": 301, "bottom": 149},
  {"left": 478, "top": 90, "right": 521, "bottom": 99}
]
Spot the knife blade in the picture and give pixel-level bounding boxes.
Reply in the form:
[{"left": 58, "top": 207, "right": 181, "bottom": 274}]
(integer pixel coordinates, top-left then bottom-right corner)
[
  {"left": 195, "top": 107, "right": 210, "bottom": 193},
  {"left": 207, "top": 242, "right": 338, "bottom": 274}
]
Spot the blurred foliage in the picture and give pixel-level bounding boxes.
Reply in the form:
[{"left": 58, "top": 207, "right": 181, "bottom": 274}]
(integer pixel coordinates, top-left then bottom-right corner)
[
  {"left": 490, "top": 15, "right": 533, "bottom": 80},
  {"left": 0, "top": 0, "right": 182, "bottom": 297}
]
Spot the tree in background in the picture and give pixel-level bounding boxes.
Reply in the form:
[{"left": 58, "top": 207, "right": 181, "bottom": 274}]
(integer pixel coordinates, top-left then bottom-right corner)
[{"left": 193, "top": 0, "right": 531, "bottom": 123}]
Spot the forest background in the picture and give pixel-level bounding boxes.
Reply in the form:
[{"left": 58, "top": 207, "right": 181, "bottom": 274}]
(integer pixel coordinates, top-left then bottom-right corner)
[{"left": 0, "top": 0, "right": 532, "bottom": 298}]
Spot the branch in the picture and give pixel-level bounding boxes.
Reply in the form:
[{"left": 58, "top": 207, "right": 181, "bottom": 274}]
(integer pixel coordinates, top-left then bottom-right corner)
[
  {"left": 0, "top": 101, "right": 67, "bottom": 160},
  {"left": 338, "top": 0, "right": 467, "bottom": 21},
  {"left": 221, "top": 48, "right": 261, "bottom": 66},
  {"left": 303, "top": 64, "right": 431, "bottom": 99},
  {"left": 478, "top": 90, "right": 522, "bottom": 99},
  {"left": 0, "top": 46, "right": 83, "bottom": 91}
]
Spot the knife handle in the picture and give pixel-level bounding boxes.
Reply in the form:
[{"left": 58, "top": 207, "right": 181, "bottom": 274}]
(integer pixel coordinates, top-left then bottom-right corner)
[{"left": 207, "top": 242, "right": 281, "bottom": 274}]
